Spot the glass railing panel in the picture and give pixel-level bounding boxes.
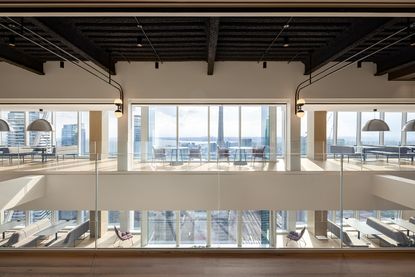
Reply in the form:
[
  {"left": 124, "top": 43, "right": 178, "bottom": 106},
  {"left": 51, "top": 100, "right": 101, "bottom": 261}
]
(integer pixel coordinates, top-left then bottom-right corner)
[{"left": 0, "top": 163, "right": 97, "bottom": 249}]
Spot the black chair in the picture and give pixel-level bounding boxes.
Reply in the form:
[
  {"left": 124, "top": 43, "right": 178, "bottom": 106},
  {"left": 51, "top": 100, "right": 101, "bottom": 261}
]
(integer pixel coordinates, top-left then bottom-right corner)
[
  {"left": 286, "top": 227, "right": 306, "bottom": 247},
  {"left": 42, "top": 147, "right": 57, "bottom": 162},
  {"left": 251, "top": 146, "right": 266, "bottom": 163},
  {"left": 217, "top": 146, "right": 230, "bottom": 164}
]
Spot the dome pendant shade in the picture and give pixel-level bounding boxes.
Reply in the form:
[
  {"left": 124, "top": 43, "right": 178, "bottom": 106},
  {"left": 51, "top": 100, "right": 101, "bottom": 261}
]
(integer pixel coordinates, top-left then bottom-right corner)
[
  {"left": 362, "top": 119, "right": 390, "bottom": 131},
  {"left": 0, "top": 119, "right": 11, "bottom": 132},
  {"left": 402, "top": 119, "right": 415, "bottom": 132},
  {"left": 27, "top": 119, "right": 54, "bottom": 132}
]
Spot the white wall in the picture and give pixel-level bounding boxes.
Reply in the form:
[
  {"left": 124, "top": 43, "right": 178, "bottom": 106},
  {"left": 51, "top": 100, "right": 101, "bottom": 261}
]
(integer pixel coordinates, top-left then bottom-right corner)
[
  {"left": 0, "top": 61, "right": 414, "bottom": 103},
  {"left": 5, "top": 171, "right": 413, "bottom": 211}
]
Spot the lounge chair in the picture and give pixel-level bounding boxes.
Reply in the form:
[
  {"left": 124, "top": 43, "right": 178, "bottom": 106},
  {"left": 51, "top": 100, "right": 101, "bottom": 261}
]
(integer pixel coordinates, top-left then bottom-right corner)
[
  {"left": 286, "top": 227, "right": 306, "bottom": 247},
  {"left": 113, "top": 226, "right": 133, "bottom": 247}
]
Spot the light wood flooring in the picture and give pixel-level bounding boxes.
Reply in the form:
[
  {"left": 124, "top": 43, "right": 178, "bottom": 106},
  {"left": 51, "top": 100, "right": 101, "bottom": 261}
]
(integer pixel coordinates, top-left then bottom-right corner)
[
  {"left": 0, "top": 250, "right": 415, "bottom": 277},
  {"left": 0, "top": 157, "right": 414, "bottom": 172}
]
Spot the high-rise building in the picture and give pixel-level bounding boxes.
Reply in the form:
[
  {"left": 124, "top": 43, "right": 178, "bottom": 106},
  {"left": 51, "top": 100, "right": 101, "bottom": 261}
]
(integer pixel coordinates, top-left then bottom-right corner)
[
  {"left": 80, "top": 124, "right": 87, "bottom": 155},
  {"left": 61, "top": 124, "right": 78, "bottom": 146},
  {"left": 133, "top": 114, "right": 141, "bottom": 156},
  {"left": 7, "top": 112, "right": 25, "bottom": 146},
  {"left": 28, "top": 112, "right": 52, "bottom": 146}
]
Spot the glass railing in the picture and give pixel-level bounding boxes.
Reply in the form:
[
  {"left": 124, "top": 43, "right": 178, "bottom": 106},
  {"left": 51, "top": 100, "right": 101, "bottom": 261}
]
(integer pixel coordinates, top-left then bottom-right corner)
[
  {"left": 0, "top": 144, "right": 414, "bottom": 250},
  {"left": 2, "top": 141, "right": 415, "bottom": 172}
]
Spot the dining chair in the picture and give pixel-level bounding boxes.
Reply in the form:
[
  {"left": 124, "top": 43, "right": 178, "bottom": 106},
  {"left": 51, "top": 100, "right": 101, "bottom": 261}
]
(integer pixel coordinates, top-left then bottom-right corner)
[
  {"left": 217, "top": 146, "right": 230, "bottom": 164},
  {"left": 152, "top": 146, "right": 166, "bottom": 164},
  {"left": 252, "top": 146, "right": 266, "bottom": 164},
  {"left": 188, "top": 146, "right": 202, "bottom": 164}
]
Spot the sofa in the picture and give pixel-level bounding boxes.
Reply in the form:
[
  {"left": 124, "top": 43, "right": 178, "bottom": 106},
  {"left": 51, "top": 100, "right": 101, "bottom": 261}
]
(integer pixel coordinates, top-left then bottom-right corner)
[
  {"left": 329, "top": 145, "right": 362, "bottom": 162},
  {"left": 4, "top": 218, "right": 51, "bottom": 247}
]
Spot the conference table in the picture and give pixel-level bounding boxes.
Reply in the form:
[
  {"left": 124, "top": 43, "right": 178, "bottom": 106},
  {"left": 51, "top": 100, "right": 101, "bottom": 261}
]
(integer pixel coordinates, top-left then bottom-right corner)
[
  {"left": 0, "top": 221, "right": 21, "bottom": 239},
  {"left": 345, "top": 218, "right": 382, "bottom": 239},
  {"left": 391, "top": 218, "right": 415, "bottom": 236}
]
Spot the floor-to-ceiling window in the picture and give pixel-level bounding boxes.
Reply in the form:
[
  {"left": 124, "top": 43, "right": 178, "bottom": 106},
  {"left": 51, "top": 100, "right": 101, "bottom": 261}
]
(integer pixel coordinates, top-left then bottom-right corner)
[
  {"left": 178, "top": 106, "right": 209, "bottom": 160},
  {"left": 55, "top": 112, "right": 78, "bottom": 149},
  {"left": 326, "top": 111, "right": 335, "bottom": 153},
  {"left": 337, "top": 112, "right": 357, "bottom": 146},
  {"left": 384, "top": 112, "right": 402, "bottom": 145},
  {"left": 132, "top": 104, "right": 285, "bottom": 164},
  {"left": 179, "top": 210, "right": 207, "bottom": 246}
]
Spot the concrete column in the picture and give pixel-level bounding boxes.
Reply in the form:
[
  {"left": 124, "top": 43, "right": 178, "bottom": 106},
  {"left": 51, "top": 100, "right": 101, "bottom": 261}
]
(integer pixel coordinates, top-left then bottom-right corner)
[
  {"left": 89, "top": 210, "right": 108, "bottom": 238},
  {"left": 52, "top": 211, "right": 59, "bottom": 224},
  {"left": 286, "top": 100, "right": 301, "bottom": 171},
  {"left": 120, "top": 210, "right": 134, "bottom": 232},
  {"left": 118, "top": 104, "right": 132, "bottom": 171},
  {"left": 76, "top": 211, "right": 83, "bottom": 224},
  {"left": 307, "top": 111, "right": 327, "bottom": 161},
  {"left": 89, "top": 111, "right": 108, "bottom": 160},
  {"left": 307, "top": 210, "right": 328, "bottom": 238},
  {"left": 25, "top": 210, "right": 31, "bottom": 225},
  {"left": 287, "top": 210, "right": 297, "bottom": 232},
  {"left": 401, "top": 210, "right": 415, "bottom": 220}
]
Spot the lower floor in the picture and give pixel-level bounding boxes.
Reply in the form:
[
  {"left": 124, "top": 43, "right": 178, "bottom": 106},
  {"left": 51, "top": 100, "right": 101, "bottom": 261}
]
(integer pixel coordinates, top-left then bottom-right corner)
[{"left": 0, "top": 251, "right": 414, "bottom": 277}]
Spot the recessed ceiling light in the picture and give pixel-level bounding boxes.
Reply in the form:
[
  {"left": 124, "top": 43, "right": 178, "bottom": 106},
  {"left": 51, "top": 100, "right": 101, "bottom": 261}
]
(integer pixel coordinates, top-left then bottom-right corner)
[
  {"left": 283, "top": 37, "right": 290, "bottom": 48},
  {"left": 136, "top": 36, "right": 143, "bottom": 47},
  {"left": 8, "top": 35, "right": 15, "bottom": 47}
]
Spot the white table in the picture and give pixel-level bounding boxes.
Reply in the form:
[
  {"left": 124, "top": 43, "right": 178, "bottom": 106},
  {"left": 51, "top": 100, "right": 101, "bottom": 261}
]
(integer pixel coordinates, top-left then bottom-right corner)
[
  {"left": 164, "top": 146, "right": 188, "bottom": 166},
  {"left": 229, "top": 146, "right": 252, "bottom": 165},
  {"left": 345, "top": 218, "right": 382, "bottom": 239},
  {"left": 391, "top": 218, "right": 415, "bottom": 236},
  {"left": 0, "top": 221, "right": 21, "bottom": 239}
]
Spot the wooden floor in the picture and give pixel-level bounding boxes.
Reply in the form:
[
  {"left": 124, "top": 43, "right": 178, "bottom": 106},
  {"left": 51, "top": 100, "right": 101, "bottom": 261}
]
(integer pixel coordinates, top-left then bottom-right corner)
[
  {"left": 0, "top": 251, "right": 414, "bottom": 276},
  {"left": 0, "top": 157, "right": 413, "bottom": 172}
]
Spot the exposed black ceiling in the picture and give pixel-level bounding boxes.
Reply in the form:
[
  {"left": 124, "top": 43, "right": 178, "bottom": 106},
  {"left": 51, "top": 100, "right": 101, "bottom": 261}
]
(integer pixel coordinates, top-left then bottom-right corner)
[{"left": 0, "top": 16, "right": 414, "bottom": 80}]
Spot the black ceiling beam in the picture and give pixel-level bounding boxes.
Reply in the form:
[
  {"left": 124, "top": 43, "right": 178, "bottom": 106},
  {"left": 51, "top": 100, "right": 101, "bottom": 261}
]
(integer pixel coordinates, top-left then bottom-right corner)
[
  {"left": 207, "top": 17, "right": 220, "bottom": 75},
  {"left": 0, "top": 43, "right": 44, "bottom": 75},
  {"left": 375, "top": 47, "right": 415, "bottom": 76},
  {"left": 303, "top": 18, "right": 399, "bottom": 75},
  {"left": 28, "top": 17, "right": 116, "bottom": 75},
  {"left": 387, "top": 65, "right": 415, "bottom": 80}
]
